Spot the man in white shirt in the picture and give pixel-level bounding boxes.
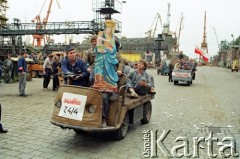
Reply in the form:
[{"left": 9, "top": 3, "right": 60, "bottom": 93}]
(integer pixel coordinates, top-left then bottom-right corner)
[{"left": 43, "top": 54, "right": 53, "bottom": 90}]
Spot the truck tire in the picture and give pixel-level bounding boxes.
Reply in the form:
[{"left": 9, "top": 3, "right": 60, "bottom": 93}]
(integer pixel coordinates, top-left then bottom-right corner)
[
  {"left": 114, "top": 112, "right": 129, "bottom": 140},
  {"left": 74, "top": 129, "right": 87, "bottom": 135},
  {"left": 174, "top": 81, "right": 178, "bottom": 85},
  {"left": 187, "top": 81, "right": 190, "bottom": 86},
  {"left": 141, "top": 101, "right": 152, "bottom": 124}
]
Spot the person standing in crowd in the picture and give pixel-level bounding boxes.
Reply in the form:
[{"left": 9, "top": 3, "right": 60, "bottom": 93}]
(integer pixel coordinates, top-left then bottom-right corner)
[
  {"left": 168, "top": 61, "right": 174, "bottom": 82},
  {"left": 17, "top": 51, "right": 28, "bottom": 96},
  {"left": 3, "top": 54, "right": 13, "bottom": 83},
  {"left": 123, "top": 58, "right": 133, "bottom": 75},
  {"left": 0, "top": 103, "right": 7, "bottom": 133},
  {"left": 83, "top": 35, "right": 97, "bottom": 73},
  {"left": 0, "top": 60, "right": 2, "bottom": 83},
  {"left": 142, "top": 50, "right": 155, "bottom": 67},
  {"left": 189, "top": 58, "right": 197, "bottom": 80},
  {"left": 115, "top": 36, "right": 125, "bottom": 76},
  {"left": 61, "top": 46, "right": 88, "bottom": 86},
  {"left": 52, "top": 56, "right": 61, "bottom": 91},
  {"left": 83, "top": 35, "right": 97, "bottom": 86},
  {"left": 43, "top": 54, "right": 53, "bottom": 90}
]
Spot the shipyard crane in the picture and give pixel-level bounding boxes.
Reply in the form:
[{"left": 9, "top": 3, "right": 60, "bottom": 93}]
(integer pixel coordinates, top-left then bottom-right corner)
[
  {"left": 145, "top": 13, "right": 162, "bottom": 41},
  {"left": 201, "top": 10, "right": 208, "bottom": 53},
  {"left": 173, "top": 13, "right": 183, "bottom": 53},
  {"left": 32, "top": 0, "right": 60, "bottom": 47},
  {"left": 212, "top": 26, "right": 220, "bottom": 50},
  {"left": 162, "top": 3, "right": 171, "bottom": 36}
]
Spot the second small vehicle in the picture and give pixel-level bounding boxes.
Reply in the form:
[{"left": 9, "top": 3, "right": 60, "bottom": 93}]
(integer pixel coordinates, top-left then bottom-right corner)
[{"left": 172, "top": 69, "right": 193, "bottom": 86}]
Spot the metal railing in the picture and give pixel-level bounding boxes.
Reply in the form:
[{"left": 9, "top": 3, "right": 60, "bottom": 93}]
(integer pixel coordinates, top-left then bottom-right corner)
[{"left": 0, "top": 21, "right": 99, "bottom": 36}]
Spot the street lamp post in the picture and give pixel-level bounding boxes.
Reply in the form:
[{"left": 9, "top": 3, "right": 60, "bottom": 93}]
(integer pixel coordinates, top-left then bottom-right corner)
[
  {"left": 231, "top": 34, "right": 234, "bottom": 62},
  {"left": 155, "top": 34, "right": 164, "bottom": 66}
]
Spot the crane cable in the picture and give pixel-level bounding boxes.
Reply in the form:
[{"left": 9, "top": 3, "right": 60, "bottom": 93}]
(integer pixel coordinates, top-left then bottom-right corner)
[{"left": 38, "top": 0, "right": 47, "bottom": 15}]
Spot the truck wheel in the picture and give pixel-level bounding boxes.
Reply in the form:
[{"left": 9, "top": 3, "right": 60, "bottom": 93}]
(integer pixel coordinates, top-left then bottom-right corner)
[
  {"left": 190, "top": 80, "right": 193, "bottom": 85},
  {"left": 174, "top": 81, "right": 178, "bottom": 85},
  {"left": 187, "top": 81, "right": 190, "bottom": 86},
  {"left": 141, "top": 101, "right": 152, "bottom": 124},
  {"left": 114, "top": 112, "right": 129, "bottom": 140},
  {"left": 74, "top": 129, "right": 87, "bottom": 135}
]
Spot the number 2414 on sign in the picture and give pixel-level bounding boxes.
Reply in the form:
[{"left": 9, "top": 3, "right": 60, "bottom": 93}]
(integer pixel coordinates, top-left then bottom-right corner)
[{"left": 63, "top": 106, "right": 78, "bottom": 115}]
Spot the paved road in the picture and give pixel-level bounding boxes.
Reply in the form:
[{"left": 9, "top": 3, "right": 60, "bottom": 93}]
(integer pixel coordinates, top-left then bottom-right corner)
[{"left": 0, "top": 66, "right": 240, "bottom": 159}]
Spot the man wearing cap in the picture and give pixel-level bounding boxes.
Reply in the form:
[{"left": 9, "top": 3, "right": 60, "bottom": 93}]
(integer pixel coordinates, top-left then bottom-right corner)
[
  {"left": 43, "top": 54, "right": 53, "bottom": 90},
  {"left": 17, "top": 51, "right": 28, "bottom": 96},
  {"left": 61, "top": 46, "right": 88, "bottom": 86}
]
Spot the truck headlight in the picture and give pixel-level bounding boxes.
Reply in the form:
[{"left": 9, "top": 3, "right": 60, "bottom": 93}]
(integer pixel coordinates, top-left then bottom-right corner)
[
  {"left": 55, "top": 100, "right": 62, "bottom": 108},
  {"left": 88, "top": 105, "right": 96, "bottom": 113}
]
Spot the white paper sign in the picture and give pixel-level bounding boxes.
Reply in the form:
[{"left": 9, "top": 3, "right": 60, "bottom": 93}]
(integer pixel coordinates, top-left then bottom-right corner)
[{"left": 58, "top": 92, "right": 87, "bottom": 121}]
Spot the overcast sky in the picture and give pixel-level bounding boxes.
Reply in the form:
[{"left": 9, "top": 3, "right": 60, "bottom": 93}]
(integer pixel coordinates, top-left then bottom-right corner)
[{"left": 6, "top": 0, "right": 240, "bottom": 57}]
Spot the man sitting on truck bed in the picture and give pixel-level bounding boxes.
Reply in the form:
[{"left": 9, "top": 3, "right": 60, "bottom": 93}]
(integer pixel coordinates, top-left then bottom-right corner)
[{"left": 126, "top": 59, "right": 155, "bottom": 98}]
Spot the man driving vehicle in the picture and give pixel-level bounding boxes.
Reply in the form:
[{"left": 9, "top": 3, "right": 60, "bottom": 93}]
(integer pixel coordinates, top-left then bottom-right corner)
[{"left": 61, "top": 46, "right": 88, "bottom": 86}]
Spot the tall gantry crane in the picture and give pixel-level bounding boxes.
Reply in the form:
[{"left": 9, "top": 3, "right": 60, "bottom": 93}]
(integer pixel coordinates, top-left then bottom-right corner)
[
  {"left": 32, "top": 0, "right": 60, "bottom": 47},
  {"left": 212, "top": 26, "right": 221, "bottom": 51},
  {"left": 145, "top": 13, "right": 162, "bottom": 42},
  {"left": 201, "top": 10, "right": 208, "bottom": 53},
  {"left": 173, "top": 13, "right": 183, "bottom": 53},
  {"left": 162, "top": 3, "right": 171, "bottom": 36}
]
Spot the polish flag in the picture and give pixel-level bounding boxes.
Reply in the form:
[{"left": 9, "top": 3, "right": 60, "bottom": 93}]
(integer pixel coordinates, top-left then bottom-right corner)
[
  {"left": 201, "top": 51, "right": 210, "bottom": 62},
  {"left": 194, "top": 48, "right": 203, "bottom": 55},
  {"left": 194, "top": 48, "right": 210, "bottom": 62}
]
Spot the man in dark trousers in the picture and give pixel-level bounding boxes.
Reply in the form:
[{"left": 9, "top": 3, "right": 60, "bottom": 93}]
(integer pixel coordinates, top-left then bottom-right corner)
[
  {"left": 18, "top": 51, "right": 28, "bottom": 96},
  {"left": 52, "top": 56, "right": 61, "bottom": 91},
  {"left": 3, "top": 54, "right": 13, "bottom": 83},
  {"left": 168, "top": 61, "right": 174, "bottom": 82},
  {"left": 0, "top": 103, "right": 8, "bottom": 133},
  {"left": 43, "top": 54, "right": 53, "bottom": 90}
]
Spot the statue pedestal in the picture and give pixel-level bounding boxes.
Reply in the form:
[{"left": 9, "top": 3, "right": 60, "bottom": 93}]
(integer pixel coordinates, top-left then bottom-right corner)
[{"left": 92, "top": 74, "right": 118, "bottom": 93}]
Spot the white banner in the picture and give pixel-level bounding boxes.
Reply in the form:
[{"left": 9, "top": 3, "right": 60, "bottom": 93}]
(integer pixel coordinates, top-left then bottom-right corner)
[{"left": 58, "top": 92, "right": 87, "bottom": 121}]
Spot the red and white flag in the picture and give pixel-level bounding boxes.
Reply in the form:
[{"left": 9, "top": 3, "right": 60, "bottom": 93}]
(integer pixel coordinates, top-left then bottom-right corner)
[
  {"left": 194, "top": 47, "right": 210, "bottom": 62},
  {"left": 201, "top": 51, "right": 210, "bottom": 62},
  {"left": 194, "top": 48, "right": 203, "bottom": 55}
]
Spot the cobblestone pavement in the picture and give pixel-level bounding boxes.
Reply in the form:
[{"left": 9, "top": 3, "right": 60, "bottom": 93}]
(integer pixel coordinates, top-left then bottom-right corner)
[{"left": 0, "top": 66, "right": 240, "bottom": 159}]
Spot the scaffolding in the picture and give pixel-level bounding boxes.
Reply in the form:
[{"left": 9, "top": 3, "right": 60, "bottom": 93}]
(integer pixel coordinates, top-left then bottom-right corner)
[
  {"left": 0, "top": 0, "right": 8, "bottom": 25},
  {"left": 0, "top": 1, "right": 25, "bottom": 60},
  {"left": 92, "top": 0, "right": 122, "bottom": 33}
]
